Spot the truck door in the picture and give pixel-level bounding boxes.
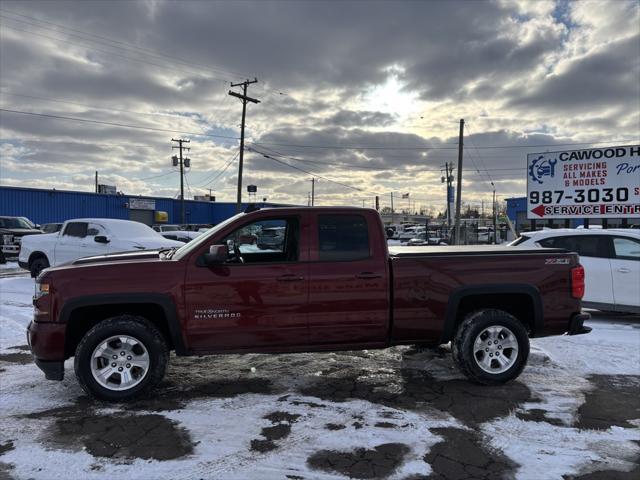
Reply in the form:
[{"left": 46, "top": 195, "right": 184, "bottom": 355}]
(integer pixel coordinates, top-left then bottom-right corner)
[
  {"left": 610, "top": 236, "right": 640, "bottom": 309},
  {"left": 55, "top": 222, "right": 89, "bottom": 265},
  {"left": 183, "top": 214, "right": 309, "bottom": 351},
  {"left": 307, "top": 213, "right": 390, "bottom": 346}
]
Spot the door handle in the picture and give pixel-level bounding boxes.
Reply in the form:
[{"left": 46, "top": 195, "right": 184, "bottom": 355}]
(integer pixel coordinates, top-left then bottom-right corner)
[
  {"left": 617, "top": 267, "right": 631, "bottom": 273},
  {"left": 277, "top": 274, "right": 304, "bottom": 282},
  {"left": 356, "top": 272, "right": 382, "bottom": 279}
]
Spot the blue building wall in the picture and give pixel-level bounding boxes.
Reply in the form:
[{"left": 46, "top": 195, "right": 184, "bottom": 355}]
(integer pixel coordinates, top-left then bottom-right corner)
[{"left": 0, "top": 186, "right": 285, "bottom": 225}]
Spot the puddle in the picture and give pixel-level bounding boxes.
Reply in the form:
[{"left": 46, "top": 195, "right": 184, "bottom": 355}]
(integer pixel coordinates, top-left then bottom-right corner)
[
  {"left": 516, "top": 408, "right": 564, "bottom": 426},
  {"left": 7, "top": 345, "right": 29, "bottom": 351},
  {"left": 307, "top": 443, "right": 410, "bottom": 479},
  {"left": 576, "top": 375, "right": 640, "bottom": 430},
  {"left": 22, "top": 400, "right": 194, "bottom": 461},
  {"left": 0, "top": 441, "right": 14, "bottom": 456},
  {"left": 126, "top": 377, "right": 275, "bottom": 412},
  {"left": 250, "top": 411, "right": 300, "bottom": 453},
  {"left": 0, "top": 353, "right": 32, "bottom": 365},
  {"left": 299, "top": 366, "right": 532, "bottom": 426},
  {"left": 425, "top": 427, "right": 517, "bottom": 479},
  {"left": 51, "top": 412, "right": 193, "bottom": 460}
]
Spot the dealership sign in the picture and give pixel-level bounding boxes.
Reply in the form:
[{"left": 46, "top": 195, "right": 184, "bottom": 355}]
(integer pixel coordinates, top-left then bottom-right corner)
[{"left": 527, "top": 145, "right": 640, "bottom": 219}]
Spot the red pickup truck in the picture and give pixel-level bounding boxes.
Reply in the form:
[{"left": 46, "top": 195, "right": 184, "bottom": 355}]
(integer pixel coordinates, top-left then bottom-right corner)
[{"left": 28, "top": 207, "right": 589, "bottom": 401}]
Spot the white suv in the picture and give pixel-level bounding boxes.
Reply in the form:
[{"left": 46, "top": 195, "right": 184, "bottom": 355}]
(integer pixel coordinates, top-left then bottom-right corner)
[{"left": 510, "top": 229, "right": 640, "bottom": 313}]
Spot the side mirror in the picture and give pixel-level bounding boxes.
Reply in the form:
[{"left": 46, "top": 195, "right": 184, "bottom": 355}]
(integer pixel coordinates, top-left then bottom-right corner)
[
  {"left": 95, "top": 235, "right": 110, "bottom": 244},
  {"left": 201, "top": 244, "right": 228, "bottom": 266}
]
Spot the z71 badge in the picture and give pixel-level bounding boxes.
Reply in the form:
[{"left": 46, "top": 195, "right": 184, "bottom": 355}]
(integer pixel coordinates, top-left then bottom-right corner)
[{"left": 545, "top": 258, "right": 570, "bottom": 265}]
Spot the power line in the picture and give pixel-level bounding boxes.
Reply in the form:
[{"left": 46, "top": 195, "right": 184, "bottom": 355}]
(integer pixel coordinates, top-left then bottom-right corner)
[
  {"left": 0, "top": 9, "right": 287, "bottom": 97},
  {"left": 0, "top": 108, "right": 240, "bottom": 140},
  {"left": 133, "top": 170, "right": 176, "bottom": 181},
  {"left": 0, "top": 90, "right": 206, "bottom": 122},
  {"left": 3, "top": 108, "right": 635, "bottom": 155},
  {"left": 250, "top": 147, "right": 367, "bottom": 193},
  {"left": 193, "top": 151, "right": 240, "bottom": 188},
  {"left": 250, "top": 139, "right": 638, "bottom": 151}
]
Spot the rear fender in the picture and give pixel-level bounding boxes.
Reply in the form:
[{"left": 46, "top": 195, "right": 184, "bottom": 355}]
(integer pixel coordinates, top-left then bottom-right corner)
[{"left": 441, "top": 284, "right": 543, "bottom": 343}]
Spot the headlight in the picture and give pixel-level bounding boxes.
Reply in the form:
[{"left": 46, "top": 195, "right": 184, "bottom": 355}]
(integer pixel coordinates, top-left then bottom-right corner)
[
  {"left": 34, "top": 281, "right": 50, "bottom": 299},
  {"left": 2, "top": 234, "right": 13, "bottom": 244}
]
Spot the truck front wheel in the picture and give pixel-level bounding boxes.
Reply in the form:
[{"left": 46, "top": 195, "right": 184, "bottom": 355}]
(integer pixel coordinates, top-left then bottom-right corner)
[
  {"left": 74, "top": 315, "right": 169, "bottom": 401},
  {"left": 29, "top": 257, "right": 49, "bottom": 278},
  {"left": 452, "top": 309, "right": 529, "bottom": 385}
]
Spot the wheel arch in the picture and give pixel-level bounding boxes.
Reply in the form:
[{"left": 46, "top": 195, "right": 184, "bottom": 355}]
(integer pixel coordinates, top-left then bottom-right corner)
[
  {"left": 28, "top": 251, "right": 49, "bottom": 265},
  {"left": 441, "top": 284, "right": 543, "bottom": 343},
  {"left": 60, "top": 293, "right": 188, "bottom": 358}
]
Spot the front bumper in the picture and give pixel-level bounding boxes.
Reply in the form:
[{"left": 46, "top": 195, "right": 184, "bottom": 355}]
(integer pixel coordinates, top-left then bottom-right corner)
[
  {"left": 567, "top": 312, "right": 592, "bottom": 335},
  {"left": 27, "top": 320, "right": 66, "bottom": 381}
]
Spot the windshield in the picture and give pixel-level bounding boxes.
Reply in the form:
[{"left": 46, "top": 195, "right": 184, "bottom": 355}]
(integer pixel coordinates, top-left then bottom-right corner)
[
  {"left": 0, "top": 217, "right": 33, "bottom": 229},
  {"left": 172, "top": 213, "right": 245, "bottom": 260},
  {"left": 508, "top": 235, "right": 531, "bottom": 246}
]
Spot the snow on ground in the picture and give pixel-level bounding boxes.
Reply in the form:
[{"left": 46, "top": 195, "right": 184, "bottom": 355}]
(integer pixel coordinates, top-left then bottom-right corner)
[
  {"left": 0, "top": 261, "right": 19, "bottom": 270},
  {"left": 1, "top": 275, "right": 639, "bottom": 479}
]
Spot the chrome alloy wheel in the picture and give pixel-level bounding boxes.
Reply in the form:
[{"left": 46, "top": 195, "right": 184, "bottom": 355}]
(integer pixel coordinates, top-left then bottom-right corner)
[
  {"left": 472, "top": 325, "right": 519, "bottom": 374},
  {"left": 90, "top": 335, "right": 150, "bottom": 391}
]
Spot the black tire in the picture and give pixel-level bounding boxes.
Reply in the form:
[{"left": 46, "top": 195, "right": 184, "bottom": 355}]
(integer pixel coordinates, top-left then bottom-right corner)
[
  {"left": 452, "top": 309, "right": 529, "bottom": 385},
  {"left": 29, "top": 256, "right": 49, "bottom": 278},
  {"left": 74, "top": 315, "right": 169, "bottom": 401}
]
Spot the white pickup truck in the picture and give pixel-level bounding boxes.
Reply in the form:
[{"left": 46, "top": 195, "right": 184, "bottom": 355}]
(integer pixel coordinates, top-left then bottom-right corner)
[{"left": 19, "top": 218, "right": 183, "bottom": 277}]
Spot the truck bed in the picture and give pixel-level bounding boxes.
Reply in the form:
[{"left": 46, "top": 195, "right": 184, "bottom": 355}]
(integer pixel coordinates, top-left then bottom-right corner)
[{"left": 388, "top": 245, "right": 566, "bottom": 257}]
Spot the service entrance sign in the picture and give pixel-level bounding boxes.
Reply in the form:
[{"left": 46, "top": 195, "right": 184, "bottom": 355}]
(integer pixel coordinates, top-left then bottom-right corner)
[{"left": 527, "top": 145, "right": 640, "bottom": 219}]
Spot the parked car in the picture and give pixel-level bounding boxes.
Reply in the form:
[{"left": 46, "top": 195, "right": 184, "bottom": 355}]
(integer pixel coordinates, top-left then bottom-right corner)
[
  {"left": 398, "top": 226, "right": 426, "bottom": 242},
  {"left": 509, "top": 229, "right": 640, "bottom": 313},
  {"left": 42, "top": 223, "right": 63, "bottom": 234},
  {"left": 159, "top": 230, "right": 202, "bottom": 243},
  {"left": 182, "top": 223, "right": 213, "bottom": 232},
  {"left": 152, "top": 224, "right": 184, "bottom": 233},
  {"left": 0, "top": 216, "right": 43, "bottom": 258},
  {"left": 27, "top": 207, "right": 588, "bottom": 401},
  {"left": 19, "top": 218, "right": 183, "bottom": 277},
  {"left": 477, "top": 227, "right": 495, "bottom": 244}
]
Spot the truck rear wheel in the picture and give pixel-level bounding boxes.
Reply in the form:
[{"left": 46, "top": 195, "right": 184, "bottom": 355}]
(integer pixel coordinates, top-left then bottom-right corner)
[
  {"left": 452, "top": 309, "right": 529, "bottom": 385},
  {"left": 74, "top": 315, "right": 168, "bottom": 401}
]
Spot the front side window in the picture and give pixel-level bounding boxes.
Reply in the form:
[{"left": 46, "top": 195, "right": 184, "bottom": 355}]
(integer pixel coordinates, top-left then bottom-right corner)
[
  {"left": 63, "top": 222, "right": 88, "bottom": 238},
  {"left": 613, "top": 237, "right": 640, "bottom": 260},
  {"left": 319, "top": 215, "right": 370, "bottom": 261},
  {"left": 222, "top": 218, "right": 298, "bottom": 263}
]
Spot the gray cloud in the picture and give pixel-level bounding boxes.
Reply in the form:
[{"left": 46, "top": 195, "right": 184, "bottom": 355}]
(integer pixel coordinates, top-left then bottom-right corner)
[{"left": 0, "top": 0, "right": 638, "bottom": 206}]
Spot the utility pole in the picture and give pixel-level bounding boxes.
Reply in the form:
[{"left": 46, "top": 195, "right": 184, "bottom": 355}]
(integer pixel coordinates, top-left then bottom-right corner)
[
  {"left": 311, "top": 178, "right": 315, "bottom": 206},
  {"left": 390, "top": 192, "right": 395, "bottom": 224},
  {"left": 171, "top": 138, "right": 190, "bottom": 224},
  {"left": 492, "top": 186, "right": 497, "bottom": 244},
  {"left": 95, "top": 171, "right": 98, "bottom": 193},
  {"left": 453, "top": 119, "right": 464, "bottom": 245},
  {"left": 229, "top": 78, "right": 260, "bottom": 213}
]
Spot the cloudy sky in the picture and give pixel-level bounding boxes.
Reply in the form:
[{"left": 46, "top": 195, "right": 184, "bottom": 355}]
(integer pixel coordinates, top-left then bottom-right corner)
[{"left": 0, "top": 0, "right": 638, "bottom": 212}]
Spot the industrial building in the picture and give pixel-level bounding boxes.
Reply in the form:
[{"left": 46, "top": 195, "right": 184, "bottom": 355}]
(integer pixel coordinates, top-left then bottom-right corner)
[{"left": 0, "top": 185, "right": 286, "bottom": 226}]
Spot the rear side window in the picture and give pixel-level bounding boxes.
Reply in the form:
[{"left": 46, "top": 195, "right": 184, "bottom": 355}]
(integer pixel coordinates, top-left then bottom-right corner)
[
  {"left": 319, "top": 215, "right": 370, "bottom": 261},
  {"left": 538, "top": 235, "right": 610, "bottom": 258},
  {"left": 613, "top": 237, "right": 640, "bottom": 260},
  {"left": 63, "top": 222, "right": 88, "bottom": 238}
]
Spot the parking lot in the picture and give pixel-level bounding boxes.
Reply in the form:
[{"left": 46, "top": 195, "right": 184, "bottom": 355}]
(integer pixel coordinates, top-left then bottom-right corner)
[{"left": 1, "top": 268, "right": 639, "bottom": 480}]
